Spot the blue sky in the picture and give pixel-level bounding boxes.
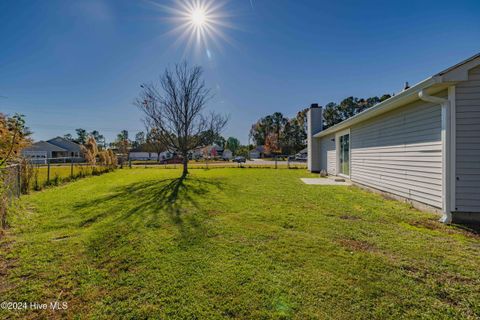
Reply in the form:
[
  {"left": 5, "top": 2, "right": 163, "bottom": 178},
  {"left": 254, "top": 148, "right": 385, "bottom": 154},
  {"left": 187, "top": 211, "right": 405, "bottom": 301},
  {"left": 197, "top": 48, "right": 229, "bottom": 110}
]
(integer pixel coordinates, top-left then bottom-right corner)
[{"left": 1, "top": 0, "right": 479, "bottom": 144}]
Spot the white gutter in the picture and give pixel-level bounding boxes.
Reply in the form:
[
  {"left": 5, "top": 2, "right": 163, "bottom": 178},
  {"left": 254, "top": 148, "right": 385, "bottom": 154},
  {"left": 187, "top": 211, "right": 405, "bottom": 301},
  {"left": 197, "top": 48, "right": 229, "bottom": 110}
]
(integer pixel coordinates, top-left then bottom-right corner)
[
  {"left": 418, "top": 90, "right": 448, "bottom": 105},
  {"left": 418, "top": 89, "right": 452, "bottom": 224}
]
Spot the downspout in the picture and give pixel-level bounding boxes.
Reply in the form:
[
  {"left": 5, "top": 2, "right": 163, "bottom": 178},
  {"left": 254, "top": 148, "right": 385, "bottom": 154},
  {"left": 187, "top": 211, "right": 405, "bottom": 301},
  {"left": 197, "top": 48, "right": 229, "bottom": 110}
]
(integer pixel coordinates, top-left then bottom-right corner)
[{"left": 418, "top": 89, "right": 452, "bottom": 223}]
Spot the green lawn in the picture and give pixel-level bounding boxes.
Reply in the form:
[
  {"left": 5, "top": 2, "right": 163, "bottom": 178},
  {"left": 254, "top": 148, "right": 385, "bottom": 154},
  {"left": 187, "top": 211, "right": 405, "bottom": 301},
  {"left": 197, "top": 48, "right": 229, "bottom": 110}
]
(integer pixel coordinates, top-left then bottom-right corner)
[{"left": 1, "top": 168, "right": 479, "bottom": 319}]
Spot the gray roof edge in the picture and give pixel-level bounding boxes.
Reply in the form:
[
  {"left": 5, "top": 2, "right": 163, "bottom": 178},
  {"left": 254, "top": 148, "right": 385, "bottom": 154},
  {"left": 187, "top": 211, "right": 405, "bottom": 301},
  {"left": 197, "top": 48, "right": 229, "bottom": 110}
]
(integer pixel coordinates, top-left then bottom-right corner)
[{"left": 23, "top": 141, "right": 68, "bottom": 152}]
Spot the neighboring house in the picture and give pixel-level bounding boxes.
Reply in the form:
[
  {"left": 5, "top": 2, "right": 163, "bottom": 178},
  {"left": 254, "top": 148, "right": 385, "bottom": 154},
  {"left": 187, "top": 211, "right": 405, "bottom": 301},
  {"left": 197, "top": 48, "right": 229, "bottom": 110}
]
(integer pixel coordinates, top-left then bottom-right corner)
[
  {"left": 307, "top": 53, "right": 480, "bottom": 224},
  {"left": 193, "top": 145, "right": 224, "bottom": 159},
  {"left": 47, "top": 137, "right": 82, "bottom": 157},
  {"left": 128, "top": 149, "right": 172, "bottom": 161},
  {"left": 128, "top": 150, "right": 156, "bottom": 161},
  {"left": 250, "top": 146, "right": 265, "bottom": 159},
  {"left": 22, "top": 137, "right": 83, "bottom": 163},
  {"left": 222, "top": 149, "right": 233, "bottom": 160}
]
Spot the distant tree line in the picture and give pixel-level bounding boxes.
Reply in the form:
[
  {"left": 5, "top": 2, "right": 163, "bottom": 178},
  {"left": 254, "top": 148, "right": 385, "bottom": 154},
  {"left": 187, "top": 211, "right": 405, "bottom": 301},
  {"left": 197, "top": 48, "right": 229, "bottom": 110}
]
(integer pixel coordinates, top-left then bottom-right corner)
[
  {"left": 64, "top": 129, "right": 106, "bottom": 149},
  {"left": 249, "top": 94, "right": 392, "bottom": 155},
  {"left": 322, "top": 94, "right": 392, "bottom": 129},
  {"left": 249, "top": 110, "right": 308, "bottom": 155}
]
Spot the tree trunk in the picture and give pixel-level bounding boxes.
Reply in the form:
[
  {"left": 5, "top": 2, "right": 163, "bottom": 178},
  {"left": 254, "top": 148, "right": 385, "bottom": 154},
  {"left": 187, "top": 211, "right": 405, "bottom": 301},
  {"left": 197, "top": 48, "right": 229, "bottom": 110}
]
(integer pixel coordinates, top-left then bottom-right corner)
[{"left": 182, "top": 155, "right": 188, "bottom": 177}]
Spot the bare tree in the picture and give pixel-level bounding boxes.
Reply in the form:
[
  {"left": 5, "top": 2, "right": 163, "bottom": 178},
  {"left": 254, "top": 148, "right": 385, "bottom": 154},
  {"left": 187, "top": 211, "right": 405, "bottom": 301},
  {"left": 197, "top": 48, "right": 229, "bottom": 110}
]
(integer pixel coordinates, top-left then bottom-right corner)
[{"left": 135, "top": 62, "right": 228, "bottom": 176}]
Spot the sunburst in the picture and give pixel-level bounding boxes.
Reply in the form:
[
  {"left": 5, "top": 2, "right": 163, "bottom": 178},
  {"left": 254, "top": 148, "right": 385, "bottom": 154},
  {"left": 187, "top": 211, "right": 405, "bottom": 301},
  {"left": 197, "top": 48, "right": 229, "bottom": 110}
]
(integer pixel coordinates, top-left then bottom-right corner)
[{"left": 150, "top": 0, "right": 234, "bottom": 57}]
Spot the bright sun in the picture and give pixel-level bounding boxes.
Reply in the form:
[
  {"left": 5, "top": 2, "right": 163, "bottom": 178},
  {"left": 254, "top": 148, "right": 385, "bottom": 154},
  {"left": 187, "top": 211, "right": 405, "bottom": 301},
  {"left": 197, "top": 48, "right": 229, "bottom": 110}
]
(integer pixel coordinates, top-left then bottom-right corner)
[
  {"left": 191, "top": 8, "right": 206, "bottom": 27},
  {"left": 154, "top": 0, "right": 234, "bottom": 56}
]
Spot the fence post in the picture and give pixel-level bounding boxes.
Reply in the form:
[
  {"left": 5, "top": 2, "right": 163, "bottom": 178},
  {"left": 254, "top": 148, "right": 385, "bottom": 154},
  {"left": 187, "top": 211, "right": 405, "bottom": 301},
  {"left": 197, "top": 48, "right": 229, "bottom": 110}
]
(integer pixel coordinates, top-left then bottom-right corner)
[
  {"left": 275, "top": 156, "right": 278, "bottom": 169},
  {"left": 70, "top": 160, "right": 74, "bottom": 178},
  {"left": 47, "top": 160, "right": 51, "bottom": 184},
  {"left": 17, "top": 164, "right": 21, "bottom": 196}
]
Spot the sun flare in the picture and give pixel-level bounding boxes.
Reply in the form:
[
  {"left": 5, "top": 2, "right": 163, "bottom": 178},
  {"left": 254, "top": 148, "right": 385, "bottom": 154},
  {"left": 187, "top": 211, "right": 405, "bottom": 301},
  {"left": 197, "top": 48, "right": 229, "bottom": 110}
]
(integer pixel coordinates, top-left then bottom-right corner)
[
  {"left": 190, "top": 8, "right": 207, "bottom": 27},
  {"left": 154, "top": 0, "right": 233, "bottom": 56}
]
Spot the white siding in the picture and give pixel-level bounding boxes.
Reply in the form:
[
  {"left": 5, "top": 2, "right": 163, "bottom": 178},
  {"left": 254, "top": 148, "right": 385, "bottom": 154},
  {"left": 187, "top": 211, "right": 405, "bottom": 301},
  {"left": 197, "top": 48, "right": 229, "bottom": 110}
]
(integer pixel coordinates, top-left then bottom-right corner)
[
  {"left": 320, "top": 134, "right": 336, "bottom": 175},
  {"left": 455, "top": 66, "right": 480, "bottom": 212},
  {"left": 350, "top": 99, "right": 444, "bottom": 208}
]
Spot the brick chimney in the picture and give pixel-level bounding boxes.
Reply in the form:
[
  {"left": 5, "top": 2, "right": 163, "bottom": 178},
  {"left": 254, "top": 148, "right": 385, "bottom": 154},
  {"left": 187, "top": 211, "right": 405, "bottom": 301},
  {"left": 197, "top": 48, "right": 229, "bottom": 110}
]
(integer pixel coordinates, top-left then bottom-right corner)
[{"left": 307, "top": 103, "right": 323, "bottom": 172}]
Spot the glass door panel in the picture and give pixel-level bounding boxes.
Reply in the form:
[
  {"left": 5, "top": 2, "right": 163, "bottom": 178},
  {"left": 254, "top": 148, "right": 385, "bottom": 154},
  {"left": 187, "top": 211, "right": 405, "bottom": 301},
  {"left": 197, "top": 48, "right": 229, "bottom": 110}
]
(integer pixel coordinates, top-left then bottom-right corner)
[{"left": 339, "top": 134, "right": 350, "bottom": 176}]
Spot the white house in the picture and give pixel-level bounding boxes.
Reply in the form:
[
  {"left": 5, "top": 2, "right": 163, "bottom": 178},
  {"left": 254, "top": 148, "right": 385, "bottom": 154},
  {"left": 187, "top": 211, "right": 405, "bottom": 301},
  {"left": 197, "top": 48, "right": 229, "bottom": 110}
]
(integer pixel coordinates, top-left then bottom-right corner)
[
  {"left": 22, "top": 137, "right": 83, "bottom": 164},
  {"left": 249, "top": 146, "right": 265, "bottom": 159},
  {"left": 128, "top": 149, "right": 172, "bottom": 161},
  {"left": 307, "top": 53, "right": 480, "bottom": 224},
  {"left": 222, "top": 149, "right": 233, "bottom": 160}
]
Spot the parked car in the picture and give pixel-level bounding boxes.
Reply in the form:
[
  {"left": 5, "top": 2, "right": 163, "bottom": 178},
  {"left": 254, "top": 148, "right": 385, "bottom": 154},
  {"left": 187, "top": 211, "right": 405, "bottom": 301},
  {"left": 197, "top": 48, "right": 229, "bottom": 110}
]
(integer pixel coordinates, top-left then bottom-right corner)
[
  {"left": 232, "top": 156, "right": 246, "bottom": 163},
  {"left": 294, "top": 155, "right": 307, "bottom": 162}
]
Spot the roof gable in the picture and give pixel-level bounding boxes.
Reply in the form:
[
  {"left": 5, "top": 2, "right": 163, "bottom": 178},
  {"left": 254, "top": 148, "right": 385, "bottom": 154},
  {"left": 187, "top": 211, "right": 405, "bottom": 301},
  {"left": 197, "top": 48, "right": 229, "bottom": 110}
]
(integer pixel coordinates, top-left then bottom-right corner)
[
  {"left": 47, "top": 137, "right": 82, "bottom": 152},
  {"left": 23, "top": 141, "right": 67, "bottom": 152}
]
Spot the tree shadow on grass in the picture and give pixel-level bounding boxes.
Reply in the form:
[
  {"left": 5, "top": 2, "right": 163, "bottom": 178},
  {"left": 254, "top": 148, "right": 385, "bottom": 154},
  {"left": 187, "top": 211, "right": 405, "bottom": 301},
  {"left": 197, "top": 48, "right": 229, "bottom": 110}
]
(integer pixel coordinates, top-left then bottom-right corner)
[{"left": 73, "top": 175, "right": 225, "bottom": 244}]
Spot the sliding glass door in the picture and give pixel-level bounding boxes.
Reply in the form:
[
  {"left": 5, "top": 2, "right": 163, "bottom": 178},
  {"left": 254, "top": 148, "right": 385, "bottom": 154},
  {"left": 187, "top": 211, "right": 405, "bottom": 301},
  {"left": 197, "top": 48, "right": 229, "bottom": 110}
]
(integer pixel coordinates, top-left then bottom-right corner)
[{"left": 339, "top": 133, "right": 350, "bottom": 176}]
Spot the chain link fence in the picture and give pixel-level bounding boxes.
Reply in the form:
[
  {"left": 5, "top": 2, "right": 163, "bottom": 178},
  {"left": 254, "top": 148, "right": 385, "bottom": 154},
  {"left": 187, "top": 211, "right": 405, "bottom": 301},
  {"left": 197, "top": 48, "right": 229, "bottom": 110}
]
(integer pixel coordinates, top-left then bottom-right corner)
[
  {"left": 0, "top": 159, "right": 115, "bottom": 229},
  {"left": 1, "top": 164, "right": 21, "bottom": 228}
]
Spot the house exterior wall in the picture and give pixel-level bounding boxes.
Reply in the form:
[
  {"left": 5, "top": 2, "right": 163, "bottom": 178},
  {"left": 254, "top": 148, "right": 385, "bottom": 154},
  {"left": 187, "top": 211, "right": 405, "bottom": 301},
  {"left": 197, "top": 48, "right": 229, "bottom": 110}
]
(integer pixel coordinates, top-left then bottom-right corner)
[
  {"left": 129, "top": 152, "right": 156, "bottom": 160},
  {"left": 350, "top": 99, "right": 444, "bottom": 208},
  {"left": 455, "top": 65, "right": 480, "bottom": 213},
  {"left": 22, "top": 141, "right": 66, "bottom": 160},
  {"left": 319, "top": 134, "right": 336, "bottom": 175},
  {"left": 318, "top": 96, "right": 445, "bottom": 209}
]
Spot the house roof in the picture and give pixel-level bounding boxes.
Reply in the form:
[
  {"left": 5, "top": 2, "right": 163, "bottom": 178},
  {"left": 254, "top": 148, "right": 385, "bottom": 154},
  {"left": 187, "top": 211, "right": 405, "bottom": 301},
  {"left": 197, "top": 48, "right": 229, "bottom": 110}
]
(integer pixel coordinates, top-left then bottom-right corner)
[
  {"left": 250, "top": 146, "right": 265, "bottom": 153},
  {"left": 23, "top": 141, "right": 67, "bottom": 152},
  {"left": 314, "top": 52, "right": 480, "bottom": 138},
  {"left": 47, "top": 136, "right": 82, "bottom": 152}
]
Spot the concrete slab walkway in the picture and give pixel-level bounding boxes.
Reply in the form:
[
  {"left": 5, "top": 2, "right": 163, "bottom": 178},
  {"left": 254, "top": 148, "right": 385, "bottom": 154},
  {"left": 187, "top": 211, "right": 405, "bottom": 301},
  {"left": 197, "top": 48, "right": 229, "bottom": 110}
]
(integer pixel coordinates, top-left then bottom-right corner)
[{"left": 300, "top": 177, "right": 351, "bottom": 186}]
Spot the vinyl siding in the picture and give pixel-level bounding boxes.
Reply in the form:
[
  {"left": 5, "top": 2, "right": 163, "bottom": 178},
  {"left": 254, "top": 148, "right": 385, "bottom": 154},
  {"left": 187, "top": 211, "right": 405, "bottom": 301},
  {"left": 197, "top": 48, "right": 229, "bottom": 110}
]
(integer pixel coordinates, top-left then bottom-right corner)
[
  {"left": 455, "top": 65, "right": 480, "bottom": 212},
  {"left": 349, "top": 99, "right": 443, "bottom": 208},
  {"left": 320, "top": 134, "right": 336, "bottom": 175}
]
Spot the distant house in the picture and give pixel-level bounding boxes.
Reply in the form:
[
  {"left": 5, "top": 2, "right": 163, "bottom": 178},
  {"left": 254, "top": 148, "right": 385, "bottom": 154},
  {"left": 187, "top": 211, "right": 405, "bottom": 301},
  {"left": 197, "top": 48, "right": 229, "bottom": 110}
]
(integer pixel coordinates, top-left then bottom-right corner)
[
  {"left": 249, "top": 146, "right": 265, "bottom": 159},
  {"left": 22, "top": 137, "right": 83, "bottom": 163},
  {"left": 192, "top": 145, "right": 224, "bottom": 160},
  {"left": 128, "top": 148, "right": 173, "bottom": 161},
  {"left": 222, "top": 149, "right": 233, "bottom": 160}
]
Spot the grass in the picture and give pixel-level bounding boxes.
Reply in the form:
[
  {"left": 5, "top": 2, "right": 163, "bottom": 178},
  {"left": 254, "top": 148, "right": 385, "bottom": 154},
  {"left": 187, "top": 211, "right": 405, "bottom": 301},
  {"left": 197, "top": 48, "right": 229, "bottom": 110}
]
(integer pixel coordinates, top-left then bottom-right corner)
[
  {"left": 31, "top": 165, "right": 111, "bottom": 190},
  {"left": 1, "top": 168, "right": 479, "bottom": 319}
]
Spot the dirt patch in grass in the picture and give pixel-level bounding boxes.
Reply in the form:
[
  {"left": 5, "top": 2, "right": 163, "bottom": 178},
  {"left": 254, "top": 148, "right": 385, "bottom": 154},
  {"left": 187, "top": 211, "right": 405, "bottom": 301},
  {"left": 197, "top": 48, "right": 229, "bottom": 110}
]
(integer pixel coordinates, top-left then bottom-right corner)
[
  {"left": 410, "top": 219, "right": 443, "bottom": 231},
  {"left": 338, "top": 238, "right": 376, "bottom": 252},
  {"left": 452, "top": 223, "right": 480, "bottom": 239},
  {"left": 339, "top": 215, "right": 361, "bottom": 221},
  {"left": 410, "top": 219, "right": 480, "bottom": 239}
]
